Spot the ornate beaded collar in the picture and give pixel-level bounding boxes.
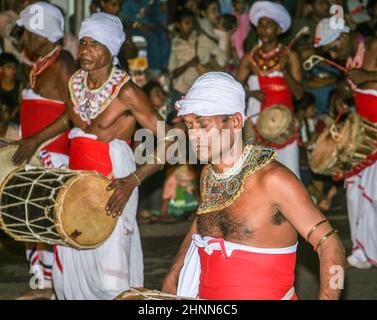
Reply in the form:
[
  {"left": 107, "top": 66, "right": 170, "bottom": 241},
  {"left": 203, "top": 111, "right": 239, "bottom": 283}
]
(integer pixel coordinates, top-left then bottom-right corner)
[
  {"left": 197, "top": 142, "right": 277, "bottom": 215},
  {"left": 250, "top": 43, "right": 289, "bottom": 76},
  {"left": 69, "top": 66, "right": 130, "bottom": 124}
]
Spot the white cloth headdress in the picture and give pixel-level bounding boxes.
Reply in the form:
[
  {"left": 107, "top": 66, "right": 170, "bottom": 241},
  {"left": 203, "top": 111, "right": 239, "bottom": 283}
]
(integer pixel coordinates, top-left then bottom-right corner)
[
  {"left": 176, "top": 72, "right": 246, "bottom": 125},
  {"left": 249, "top": 1, "right": 292, "bottom": 33},
  {"left": 17, "top": 1, "right": 64, "bottom": 43},
  {"left": 314, "top": 17, "right": 350, "bottom": 48},
  {"left": 79, "top": 13, "right": 126, "bottom": 65}
]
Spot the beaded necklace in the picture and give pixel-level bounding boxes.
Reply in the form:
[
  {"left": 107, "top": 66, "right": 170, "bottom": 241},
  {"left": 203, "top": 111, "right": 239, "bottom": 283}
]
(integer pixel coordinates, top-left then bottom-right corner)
[
  {"left": 69, "top": 66, "right": 130, "bottom": 125},
  {"left": 250, "top": 43, "right": 289, "bottom": 75},
  {"left": 197, "top": 142, "right": 277, "bottom": 215}
]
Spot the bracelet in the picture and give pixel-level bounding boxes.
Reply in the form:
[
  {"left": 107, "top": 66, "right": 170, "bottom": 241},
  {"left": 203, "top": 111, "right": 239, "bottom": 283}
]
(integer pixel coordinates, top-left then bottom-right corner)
[
  {"left": 314, "top": 229, "right": 338, "bottom": 252},
  {"left": 131, "top": 172, "right": 141, "bottom": 186},
  {"left": 306, "top": 219, "right": 328, "bottom": 242}
]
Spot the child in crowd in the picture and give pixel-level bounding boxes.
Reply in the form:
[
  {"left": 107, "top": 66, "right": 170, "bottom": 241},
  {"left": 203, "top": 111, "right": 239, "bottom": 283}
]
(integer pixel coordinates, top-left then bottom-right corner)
[
  {"left": 168, "top": 9, "right": 200, "bottom": 107},
  {"left": 214, "top": 14, "right": 237, "bottom": 64},
  {"left": 231, "top": 0, "right": 250, "bottom": 60},
  {"left": 143, "top": 80, "right": 168, "bottom": 120},
  {"left": 0, "top": 53, "right": 22, "bottom": 140}
]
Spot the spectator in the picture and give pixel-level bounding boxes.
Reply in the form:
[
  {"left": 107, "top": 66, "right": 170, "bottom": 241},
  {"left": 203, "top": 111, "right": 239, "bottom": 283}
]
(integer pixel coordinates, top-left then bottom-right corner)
[
  {"left": 121, "top": 0, "right": 170, "bottom": 77},
  {"left": 143, "top": 79, "right": 168, "bottom": 119},
  {"left": 355, "top": 0, "right": 377, "bottom": 37},
  {"left": 231, "top": 0, "right": 251, "bottom": 60},
  {"left": 0, "top": 53, "right": 23, "bottom": 139}
]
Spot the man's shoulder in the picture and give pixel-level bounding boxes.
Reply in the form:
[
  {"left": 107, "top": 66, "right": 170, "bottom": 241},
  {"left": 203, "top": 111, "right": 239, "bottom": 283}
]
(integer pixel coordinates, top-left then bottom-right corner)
[
  {"left": 249, "top": 159, "right": 295, "bottom": 188},
  {"left": 117, "top": 78, "right": 144, "bottom": 103},
  {"left": 53, "top": 50, "right": 77, "bottom": 74}
]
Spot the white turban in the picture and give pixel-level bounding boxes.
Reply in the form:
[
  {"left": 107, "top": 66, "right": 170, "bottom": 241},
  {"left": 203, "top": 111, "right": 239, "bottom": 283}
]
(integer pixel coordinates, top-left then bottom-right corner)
[
  {"left": 249, "top": 1, "right": 291, "bottom": 33},
  {"left": 314, "top": 18, "right": 350, "bottom": 48},
  {"left": 176, "top": 72, "right": 246, "bottom": 125},
  {"left": 17, "top": 2, "right": 64, "bottom": 43},
  {"left": 79, "top": 13, "right": 126, "bottom": 64}
]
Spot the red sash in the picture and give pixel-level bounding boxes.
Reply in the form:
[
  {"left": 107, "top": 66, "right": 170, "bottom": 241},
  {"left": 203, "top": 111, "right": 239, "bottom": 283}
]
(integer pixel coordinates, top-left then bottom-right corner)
[
  {"left": 355, "top": 91, "right": 377, "bottom": 123},
  {"left": 21, "top": 99, "right": 70, "bottom": 155},
  {"left": 259, "top": 75, "right": 293, "bottom": 111},
  {"left": 69, "top": 137, "right": 112, "bottom": 177},
  {"left": 198, "top": 244, "right": 297, "bottom": 300}
]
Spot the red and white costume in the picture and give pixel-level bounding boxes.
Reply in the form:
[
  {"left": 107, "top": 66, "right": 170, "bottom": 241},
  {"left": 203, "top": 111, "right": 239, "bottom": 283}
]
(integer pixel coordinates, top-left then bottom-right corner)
[
  {"left": 345, "top": 89, "right": 377, "bottom": 267},
  {"left": 247, "top": 71, "right": 300, "bottom": 178},
  {"left": 178, "top": 235, "right": 297, "bottom": 300},
  {"left": 52, "top": 129, "right": 143, "bottom": 300}
]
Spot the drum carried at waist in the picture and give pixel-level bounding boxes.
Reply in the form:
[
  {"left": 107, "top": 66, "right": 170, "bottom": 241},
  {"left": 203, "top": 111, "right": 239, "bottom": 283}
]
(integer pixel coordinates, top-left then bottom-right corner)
[
  {"left": 308, "top": 113, "right": 377, "bottom": 176},
  {"left": 0, "top": 167, "right": 117, "bottom": 249},
  {"left": 114, "top": 288, "right": 198, "bottom": 300},
  {"left": 255, "top": 104, "right": 296, "bottom": 146}
]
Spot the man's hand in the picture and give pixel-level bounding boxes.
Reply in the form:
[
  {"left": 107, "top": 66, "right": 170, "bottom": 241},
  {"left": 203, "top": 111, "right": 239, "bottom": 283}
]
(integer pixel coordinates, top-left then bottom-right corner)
[
  {"left": 247, "top": 90, "right": 265, "bottom": 102},
  {"left": 347, "top": 69, "right": 372, "bottom": 85},
  {"left": 12, "top": 136, "right": 41, "bottom": 166},
  {"left": 106, "top": 174, "right": 139, "bottom": 218},
  {"left": 161, "top": 272, "right": 179, "bottom": 295}
]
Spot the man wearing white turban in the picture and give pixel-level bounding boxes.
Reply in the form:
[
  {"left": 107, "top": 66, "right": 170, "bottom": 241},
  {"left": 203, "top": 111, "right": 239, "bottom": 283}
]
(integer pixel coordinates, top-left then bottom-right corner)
[
  {"left": 14, "top": 11, "right": 175, "bottom": 300},
  {"left": 12, "top": 1, "right": 77, "bottom": 300},
  {"left": 236, "top": 1, "right": 303, "bottom": 179},
  {"left": 314, "top": 17, "right": 377, "bottom": 270},
  {"left": 162, "top": 72, "right": 344, "bottom": 300}
]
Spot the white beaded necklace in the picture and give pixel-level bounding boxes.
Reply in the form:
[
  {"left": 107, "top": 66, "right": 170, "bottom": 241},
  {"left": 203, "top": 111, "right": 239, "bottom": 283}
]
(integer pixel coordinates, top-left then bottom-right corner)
[{"left": 69, "top": 66, "right": 130, "bottom": 124}]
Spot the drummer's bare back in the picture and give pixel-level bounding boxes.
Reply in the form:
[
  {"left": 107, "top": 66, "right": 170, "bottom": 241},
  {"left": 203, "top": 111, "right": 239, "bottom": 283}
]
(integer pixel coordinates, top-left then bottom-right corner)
[{"left": 67, "top": 80, "right": 161, "bottom": 143}]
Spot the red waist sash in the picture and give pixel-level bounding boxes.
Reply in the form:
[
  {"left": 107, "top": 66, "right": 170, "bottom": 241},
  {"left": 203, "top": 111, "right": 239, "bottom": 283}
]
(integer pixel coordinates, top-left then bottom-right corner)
[
  {"left": 259, "top": 75, "right": 293, "bottom": 111},
  {"left": 69, "top": 137, "right": 112, "bottom": 177},
  {"left": 198, "top": 243, "right": 297, "bottom": 300},
  {"left": 21, "top": 99, "right": 70, "bottom": 155},
  {"left": 355, "top": 91, "right": 377, "bottom": 123}
]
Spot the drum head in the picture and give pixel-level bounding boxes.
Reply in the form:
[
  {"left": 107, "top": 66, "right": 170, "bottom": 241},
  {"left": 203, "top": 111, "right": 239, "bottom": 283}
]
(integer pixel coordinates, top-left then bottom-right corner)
[
  {"left": 257, "top": 105, "right": 292, "bottom": 140},
  {"left": 0, "top": 144, "right": 42, "bottom": 183},
  {"left": 308, "top": 128, "right": 340, "bottom": 175},
  {"left": 114, "top": 288, "right": 196, "bottom": 300},
  {"left": 55, "top": 173, "right": 117, "bottom": 249}
]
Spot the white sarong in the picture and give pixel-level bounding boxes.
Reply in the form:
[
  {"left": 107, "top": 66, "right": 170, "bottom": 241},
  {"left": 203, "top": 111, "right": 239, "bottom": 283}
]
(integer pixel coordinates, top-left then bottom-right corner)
[{"left": 52, "top": 128, "right": 143, "bottom": 300}]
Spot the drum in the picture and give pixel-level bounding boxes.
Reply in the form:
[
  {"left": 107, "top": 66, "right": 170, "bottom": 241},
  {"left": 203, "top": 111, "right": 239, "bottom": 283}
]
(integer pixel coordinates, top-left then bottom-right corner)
[
  {"left": 307, "top": 126, "right": 343, "bottom": 176},
  {"left": 114, "top": 288, "right": 198, "bottom": 300},
  {"left": 256, "top": 104, "right": 295, "bottom": 145},
  {"left": 0, "top": 167, "right": 117, "bottom": 249},
  {"left": 0, "top": 141, "right": 42, "bottom": 183},
  {"left": 337, "top": 113, "right": 377, "bottom": 165}
]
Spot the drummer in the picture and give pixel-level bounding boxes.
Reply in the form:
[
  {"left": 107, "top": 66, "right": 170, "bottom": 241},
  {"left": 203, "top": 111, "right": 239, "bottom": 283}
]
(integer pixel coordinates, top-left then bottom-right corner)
[
  {"left": 12, "top": 2, "right": 77, "bottom": 299},
  {"left": 162, "top": 72, "right": 344, "bottom": 300},
  {"left": 236, "top": 1, "right": 304, "bottom": 178},
  {"left": 314, "top": 18, "right": 377, "bottom": 269},
  {"left": 13, "top": 13, "right": 173, "bottom": 300}
]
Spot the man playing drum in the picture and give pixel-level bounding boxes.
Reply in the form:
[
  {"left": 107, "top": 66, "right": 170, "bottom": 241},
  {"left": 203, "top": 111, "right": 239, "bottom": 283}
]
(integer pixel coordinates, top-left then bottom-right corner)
[
  {"left": 314, "top": 18, "right": 377, "bottom": 269},
  {"left": 236, "top": 1, "right": 304, "bottom": 178},
  {"left": 162, "top": 72, "right": 344, "bottom": 300},
  {"left": 12, "top": 2, "right": 77, "bottom": 299},
  {"left": 13, "top": 13, "right": 170, "bottom": 299}
]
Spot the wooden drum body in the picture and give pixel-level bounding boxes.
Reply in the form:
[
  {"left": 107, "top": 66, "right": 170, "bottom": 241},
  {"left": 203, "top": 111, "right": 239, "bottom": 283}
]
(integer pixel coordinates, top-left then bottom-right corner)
[{"left": 0, "top": 167, "right": 116, "bottom": 249}]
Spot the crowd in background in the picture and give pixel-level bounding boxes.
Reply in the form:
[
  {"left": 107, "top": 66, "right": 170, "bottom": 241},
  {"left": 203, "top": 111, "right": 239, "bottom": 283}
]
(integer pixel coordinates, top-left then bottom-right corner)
[{"left": 1, "top": 0, "right": 377, "bottom": 224}]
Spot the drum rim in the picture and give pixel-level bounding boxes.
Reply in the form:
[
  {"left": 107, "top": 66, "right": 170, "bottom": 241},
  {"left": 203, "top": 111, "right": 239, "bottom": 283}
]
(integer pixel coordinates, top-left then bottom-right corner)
[{"left": 54, "top": 171, "right": 115, "bottom": 250}]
